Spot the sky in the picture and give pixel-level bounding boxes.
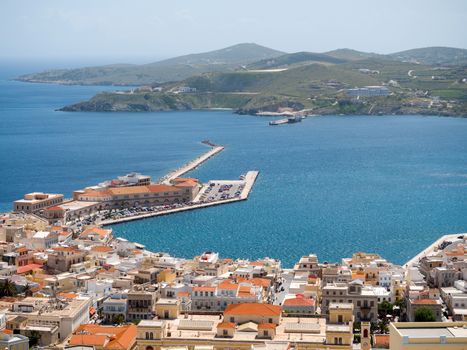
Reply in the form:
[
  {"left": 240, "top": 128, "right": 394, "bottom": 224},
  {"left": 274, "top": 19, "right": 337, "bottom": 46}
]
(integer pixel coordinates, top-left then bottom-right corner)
[{"left": 1, "top": 0, "right": 466, "bottom": 64}]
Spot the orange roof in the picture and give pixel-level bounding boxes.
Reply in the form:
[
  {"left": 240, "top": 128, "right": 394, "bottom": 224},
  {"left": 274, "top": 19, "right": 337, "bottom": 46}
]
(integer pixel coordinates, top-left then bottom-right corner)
[
  {"left": 59, "top": 231, "right": 72, "bottom": 236},
  {"left": 51, "top": 246, "right": 80, "bottom": 252},
  {"left": 16, "top": 247, "right": 28, "bottom": 253},
  {"left": 45, "top": 206, "right": 63, "bottom": 211},
  {"left": 146, "top": 184, "right": 181, "bottom": 193},
  {"left": 58, "top": 292, "right": 78, "bottom": 299},
  {"left": 81, "top": 227, "right": 112, "bottom": 238},
  {"left": 283, "top": 297, "right": 315, "bottom": 306},
  {"left": 249, "top": 261, "right": 264, "bottom": 266},
  {"left": 177, "top": 291, "right": 190, "bottom": 297},
  {"left": 217, "top": 322, "right": 235, "bottom": 329},
  {"left": 69, "top": 324, "right": 137, "bottom": 350},
  {"left": 91, "top": 246, "right": 113, "bottom": 253},
  {"left": 2, "top": 329, "right": 13, "bottom": 334},
  {"left": 224, "top": 303, "right": 281, "bottom": 317},
  {"left": 219, "top": 281, "right": 239, "bottom": 290},
  {"left": 250, "top": 278, "right": 271, "bottom": 288},
  {"left": 81, "top": 189, "right": 112, "bottom": 197},
  {"left": 69, "top": 334, "right": 108, "bottom": 347},
  {"left": 174, "top": 179, "right": 199, "bottom": 187},
  {"left": 16, "top": 263, "right": 43, "bottom": 274},
  {"left": 412, "top": 299, "right": 438, "bottom": 305},
  {"left": 258, "top": 323, "right": 277, "bottom": 329}
]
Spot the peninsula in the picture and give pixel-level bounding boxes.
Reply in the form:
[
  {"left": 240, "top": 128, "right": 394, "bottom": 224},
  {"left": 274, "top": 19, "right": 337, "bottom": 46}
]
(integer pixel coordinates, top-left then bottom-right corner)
[{"left": 17, "top": 44, "right": 467, "bottom": 117}]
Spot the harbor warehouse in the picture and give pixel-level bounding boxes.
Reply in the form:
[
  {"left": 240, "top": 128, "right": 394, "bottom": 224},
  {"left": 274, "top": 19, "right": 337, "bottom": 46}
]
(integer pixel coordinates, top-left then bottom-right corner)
[{"left": 73, "top": 179, "right": 201, "bottom": 209}]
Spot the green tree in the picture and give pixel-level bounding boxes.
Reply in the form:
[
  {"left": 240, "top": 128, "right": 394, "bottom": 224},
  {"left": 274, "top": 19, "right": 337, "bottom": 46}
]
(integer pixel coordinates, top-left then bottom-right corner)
[
  {"left": 0, "top": 279, "right": 17, "bottom": 297},
  {"left": 414, "top": 307, "right": 436, "bottom": 322},
  {"left": 112, "top": 314, "right": 125, "bottom": 325},
  {"left": 378, "top": 300, "right": 394, "bottom": 319}
]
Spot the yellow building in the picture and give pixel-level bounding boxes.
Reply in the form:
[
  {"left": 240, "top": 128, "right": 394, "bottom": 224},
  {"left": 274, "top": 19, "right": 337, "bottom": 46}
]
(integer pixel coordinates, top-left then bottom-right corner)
[
  {"left": 155, "top": 299, "right": 180, "bottom": 319},
  {"left": 389, "top": 321, "right": 467, "bottom": 350},
  {"left": 135, "top": 301, "right": 355, "bottom": 350},
  {"left": 158, "top": 269, "right": 177, "bottom": 283}
]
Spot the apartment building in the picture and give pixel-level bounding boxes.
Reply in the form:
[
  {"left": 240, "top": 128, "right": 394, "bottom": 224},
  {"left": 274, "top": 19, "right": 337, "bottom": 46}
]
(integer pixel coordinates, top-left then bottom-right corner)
[
  {"left": 13, "top": 192, "right": 64, "bottom": 213},
  {"left": 321, "top": 280, "right": 378, "bottom": 322}
]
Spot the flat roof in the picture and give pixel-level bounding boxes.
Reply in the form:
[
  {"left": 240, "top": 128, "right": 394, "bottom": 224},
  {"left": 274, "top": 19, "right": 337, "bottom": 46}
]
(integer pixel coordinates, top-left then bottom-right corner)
[{"left": 398, "top": 327, "right": 453, "bottom": 338}]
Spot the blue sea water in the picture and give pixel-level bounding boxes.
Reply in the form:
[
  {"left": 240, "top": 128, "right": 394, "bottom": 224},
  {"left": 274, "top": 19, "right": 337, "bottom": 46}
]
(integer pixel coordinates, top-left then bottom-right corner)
[{"left": 1, "top": 63, "right": 467, "bottom": 267}]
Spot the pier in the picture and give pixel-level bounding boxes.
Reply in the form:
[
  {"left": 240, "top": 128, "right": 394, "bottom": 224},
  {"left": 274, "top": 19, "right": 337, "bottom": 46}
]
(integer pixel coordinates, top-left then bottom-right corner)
[
  {"left": 160, "top": 142, "right": 224, "bottom": 184},
  {"left": 405, "top": 233, "right": 465, "bottom": 269},
  {"left": 99, "top": 170, "right": 259, "bottom": 226}
]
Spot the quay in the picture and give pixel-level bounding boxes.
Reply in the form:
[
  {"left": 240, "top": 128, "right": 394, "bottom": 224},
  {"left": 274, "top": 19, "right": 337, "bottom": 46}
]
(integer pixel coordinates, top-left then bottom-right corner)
[
  {"left": 405, "top": 233, "right": 465, "bottom": 269},
  {"left": 160, "top": 142, "right": 224, "bottom": 184},
  {"left": 99, "top": 171, "right": 259, "bottom": 226}
]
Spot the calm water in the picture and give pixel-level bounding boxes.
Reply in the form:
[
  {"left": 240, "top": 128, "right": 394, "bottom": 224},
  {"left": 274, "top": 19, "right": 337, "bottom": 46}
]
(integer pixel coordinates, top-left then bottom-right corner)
[{"left": 1, "top": 64, "right": 467, "bottom": 267}]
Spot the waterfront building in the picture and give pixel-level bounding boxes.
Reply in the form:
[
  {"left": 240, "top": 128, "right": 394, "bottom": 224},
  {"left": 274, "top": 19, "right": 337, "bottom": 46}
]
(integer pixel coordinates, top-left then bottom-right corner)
[
  {"left": 13, "top": 192, "right": 64, "bottom": 213},
  {"left": 97, "top": 172, "right": 151, "bottom": 188},
  {"left": 389, "top": 321, "right": 467, "bottom": 350},
  {"left": 73, "top": 181, "right": 201, "bottom": 209},
  {"left": 294, "top": 254, "right": 320, "bottom": 276}
]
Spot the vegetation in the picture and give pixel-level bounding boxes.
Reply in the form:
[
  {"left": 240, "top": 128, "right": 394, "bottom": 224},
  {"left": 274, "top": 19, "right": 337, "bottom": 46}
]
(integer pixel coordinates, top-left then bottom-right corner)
[
  {"left": 22, "top": 43, "right": 462, "bottom": 116},
  {"left": 0, "top": 279, "right": 17, "bottom": 297},
  {"left": 414, "top": 307, "right": 436, "bottom": 322},
  {"left": 112, "top": 314, "right": 125, "bottom": 325},
  {"left": 17, "top": 43, "right": 284, "bottom": 86}
]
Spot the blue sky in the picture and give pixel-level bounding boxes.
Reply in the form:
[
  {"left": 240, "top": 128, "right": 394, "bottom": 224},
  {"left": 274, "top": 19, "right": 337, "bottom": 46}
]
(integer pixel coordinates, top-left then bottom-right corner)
[{"left": 1, "top": 0, "right": 466, "bottom": 63}]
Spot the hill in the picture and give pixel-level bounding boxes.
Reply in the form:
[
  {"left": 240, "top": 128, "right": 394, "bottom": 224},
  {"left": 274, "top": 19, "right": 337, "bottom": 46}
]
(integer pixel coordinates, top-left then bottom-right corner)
[
  {"left": 389, "top": 47, "right": 467, "bottom": 66},
  {"left": 324, "top": 48, "right": 384, "bottom": 61},
  {"left": 246, "top": 52, "right": 347, "bottom": 70},
  {"left": 61, "top": 57, "right": 467, "bottom": 116},
  {"left": 16, "top": 43, "right": 285, "bottom": 86}
]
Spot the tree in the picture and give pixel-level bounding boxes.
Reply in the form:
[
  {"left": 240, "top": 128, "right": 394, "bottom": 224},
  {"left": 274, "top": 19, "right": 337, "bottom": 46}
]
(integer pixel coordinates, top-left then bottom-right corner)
[
  {"left": 112, "top": 314, "right": 125, "bottom": 325},
  {"left": 378, "top": 300, "right": 394, "bottom": 319},
  {"left": 29, "top": 330, "right": 42, "bottom": 347},
  {"left": 414, "top": 307, "right": 436, "bottom": 322},
  {"left": 0, "top": 279, "right": 17, "bottom": 297},
  {"left": 22, "top": 283, "right": 33, "bottom": 297}
]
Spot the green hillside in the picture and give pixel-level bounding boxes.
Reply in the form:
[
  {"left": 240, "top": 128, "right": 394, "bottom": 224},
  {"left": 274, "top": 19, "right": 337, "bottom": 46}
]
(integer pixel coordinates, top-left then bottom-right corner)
[
  {"left": 246, "top": 52, "right": 347, "bottom": 69},
  {"left": 16, "top": 43, "right": 285, "bottom": 86},
  {"left": 389, "top": 47, "right": 467, "bottom": 66}
]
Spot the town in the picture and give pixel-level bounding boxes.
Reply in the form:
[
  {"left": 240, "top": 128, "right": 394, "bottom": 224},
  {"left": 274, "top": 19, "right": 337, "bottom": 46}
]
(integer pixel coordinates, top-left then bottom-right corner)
[{"left": 0, "top": 200, "right": 466, "bottom": 349}]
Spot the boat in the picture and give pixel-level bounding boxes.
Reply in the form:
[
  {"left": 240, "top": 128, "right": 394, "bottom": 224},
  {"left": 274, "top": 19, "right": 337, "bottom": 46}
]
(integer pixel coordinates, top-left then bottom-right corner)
[
  {"left": 269, "top": 118, "right": 289, "bottom": 126},
  {"left": 287, "top": 115, "right": 303, "bottom": 123}
]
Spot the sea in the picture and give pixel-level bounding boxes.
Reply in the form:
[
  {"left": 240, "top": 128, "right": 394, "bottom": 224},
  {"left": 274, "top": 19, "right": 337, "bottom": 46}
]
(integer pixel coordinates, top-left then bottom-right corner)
[{"left": 1, "top": 62, "right": 467, "bottom": 267}]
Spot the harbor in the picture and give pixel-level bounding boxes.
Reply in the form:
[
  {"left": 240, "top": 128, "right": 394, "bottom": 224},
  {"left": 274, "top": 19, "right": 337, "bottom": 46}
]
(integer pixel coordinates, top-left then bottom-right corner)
[
  {"left": 159, "top": 141, "right": 225, "bottom": 184},
  {"left": 10, "top": 140, "right": 260, "bottom": 227},
  {"left": 98, "top": 170, "right": 259, "bottom": 226},
  {"left": 405, "top": 233, "right": 465, "bottom": 269}
]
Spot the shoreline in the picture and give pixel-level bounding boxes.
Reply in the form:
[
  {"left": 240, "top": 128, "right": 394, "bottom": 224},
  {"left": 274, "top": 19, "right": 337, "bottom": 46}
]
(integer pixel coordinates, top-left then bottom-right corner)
[{"left": 101, "top": 170, "right": 259, "bottom": 226}]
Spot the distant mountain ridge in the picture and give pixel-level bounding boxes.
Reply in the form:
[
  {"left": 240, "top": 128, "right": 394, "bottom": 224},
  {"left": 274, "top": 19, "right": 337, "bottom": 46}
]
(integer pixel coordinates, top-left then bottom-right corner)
[
  {"left": 389, "top": 47, "right": 467, "bottom": 66},
  {"left": 16, "top": 43, "right": 285, "bottom": 86},
  {"left": 16, "top": 44, "right": 467, "bottom": 86}
]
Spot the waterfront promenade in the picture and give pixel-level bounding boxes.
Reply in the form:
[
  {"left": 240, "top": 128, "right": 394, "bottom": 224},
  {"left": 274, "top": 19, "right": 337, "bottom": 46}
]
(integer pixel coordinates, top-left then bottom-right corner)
[
  {"left": 99, "top": 170, "right": 259, "bottom": 226},
  {"left": 160, "top": 143, "right": 224, "bottom": 184},
  {"left": 405, "top": 233, "right": 465, "bottom": 268}
]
